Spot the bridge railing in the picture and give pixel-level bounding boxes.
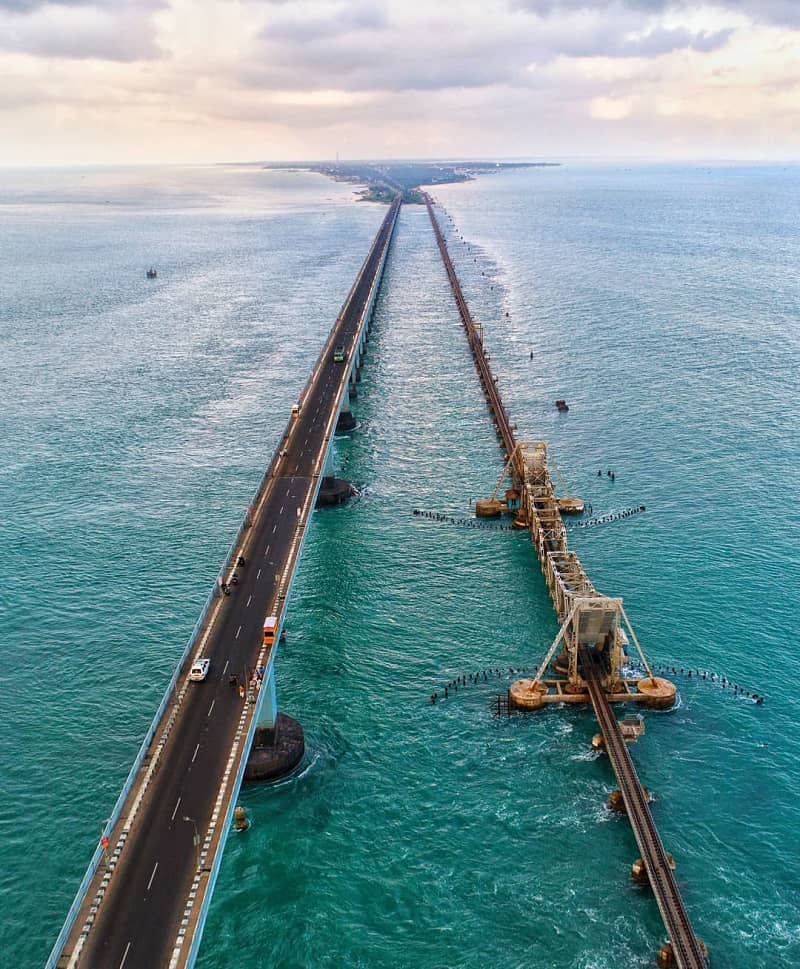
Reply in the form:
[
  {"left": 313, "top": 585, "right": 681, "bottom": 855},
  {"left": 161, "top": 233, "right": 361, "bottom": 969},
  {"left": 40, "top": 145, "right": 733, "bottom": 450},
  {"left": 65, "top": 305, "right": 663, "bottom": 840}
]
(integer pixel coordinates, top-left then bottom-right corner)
[
  {"left": 302, "top": 197, "right": 400, "bottom": 413},
  {"left": 48, "top": 196, "right": 401, "bottom": 969},
  {"left": 45, "top": 571, "right": 220, "bottom": 968},
  {"left": 180, "top": 197, "right": 401, "bottom": 969},
  {"left": 47, "top": 407, "right": 299, "bottom": 969}
]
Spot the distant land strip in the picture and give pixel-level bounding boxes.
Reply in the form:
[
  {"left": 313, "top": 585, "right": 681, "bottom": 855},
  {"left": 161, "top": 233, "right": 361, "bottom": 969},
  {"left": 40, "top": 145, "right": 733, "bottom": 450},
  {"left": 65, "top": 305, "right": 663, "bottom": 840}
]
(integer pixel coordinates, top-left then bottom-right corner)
[{"left": 263, "top": 159, "right": 560, "bottom": 203}]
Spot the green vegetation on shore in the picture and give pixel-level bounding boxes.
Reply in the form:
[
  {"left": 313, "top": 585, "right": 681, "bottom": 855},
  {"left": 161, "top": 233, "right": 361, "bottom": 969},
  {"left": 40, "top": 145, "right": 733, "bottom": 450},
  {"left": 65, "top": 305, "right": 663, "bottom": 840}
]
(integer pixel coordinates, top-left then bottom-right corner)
[{"left": 263, "top": 159, "right": 560, "bottom": 204}]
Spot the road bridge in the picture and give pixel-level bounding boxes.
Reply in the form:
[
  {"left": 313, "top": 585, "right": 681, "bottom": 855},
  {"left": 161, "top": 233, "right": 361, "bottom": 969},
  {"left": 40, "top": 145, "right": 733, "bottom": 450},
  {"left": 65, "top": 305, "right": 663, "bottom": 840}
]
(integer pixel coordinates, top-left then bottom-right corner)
[
  {"left": 49, "top": 196, "right": 401, "bottom": 969},
  {"left": 425, "top": 194, "right": 706, "bottom": 968}
]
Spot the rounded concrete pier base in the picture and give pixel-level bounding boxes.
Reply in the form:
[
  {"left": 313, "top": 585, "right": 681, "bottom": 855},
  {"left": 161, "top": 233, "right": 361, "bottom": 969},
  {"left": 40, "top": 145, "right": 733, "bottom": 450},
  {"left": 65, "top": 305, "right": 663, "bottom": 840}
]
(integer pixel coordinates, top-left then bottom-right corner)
[
  {"left": 475, "top": 499, "right": 503, "bottom": 518},
  {"left": 509, "top": 678, "right": 547, "bottom": 710},
  {"left": 245, "top": 714, "right": 305, "bottom": 782},
  {"left": 636, "top": 676, "right": 677, "bottom": 709},
  {"left": 316, "top": 476, "right": 355, "bottom": 506},
  {"left": 336, "top": 410, "right": 357, "bottom": 433}
]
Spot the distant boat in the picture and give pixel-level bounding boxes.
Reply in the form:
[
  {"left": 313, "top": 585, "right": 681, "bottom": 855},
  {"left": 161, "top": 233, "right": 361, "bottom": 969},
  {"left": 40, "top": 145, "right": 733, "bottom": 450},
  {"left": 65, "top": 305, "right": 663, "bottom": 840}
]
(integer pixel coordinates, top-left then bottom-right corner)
[{"left": 146, "top": 267, "right": 157, "bottom": 279}]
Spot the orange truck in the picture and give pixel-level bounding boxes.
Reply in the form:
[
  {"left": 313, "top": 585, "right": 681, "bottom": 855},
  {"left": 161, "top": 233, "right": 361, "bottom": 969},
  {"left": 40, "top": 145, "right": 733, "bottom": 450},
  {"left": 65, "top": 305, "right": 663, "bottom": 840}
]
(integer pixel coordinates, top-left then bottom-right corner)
[{"left": 263, "top": 616, "right": 278, "bottom": 647}]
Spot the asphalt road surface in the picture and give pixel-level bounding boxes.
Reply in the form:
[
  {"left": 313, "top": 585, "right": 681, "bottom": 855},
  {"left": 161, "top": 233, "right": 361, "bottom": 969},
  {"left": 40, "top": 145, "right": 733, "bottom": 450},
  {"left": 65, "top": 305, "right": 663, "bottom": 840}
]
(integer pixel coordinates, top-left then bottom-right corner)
[{"left": 75, "top": 198, "right": 400, "bottom": 969}]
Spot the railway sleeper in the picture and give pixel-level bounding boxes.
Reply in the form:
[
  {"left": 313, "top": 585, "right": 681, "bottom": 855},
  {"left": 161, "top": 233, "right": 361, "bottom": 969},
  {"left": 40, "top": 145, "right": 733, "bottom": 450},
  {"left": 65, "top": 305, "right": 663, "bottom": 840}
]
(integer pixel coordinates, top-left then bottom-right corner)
[
  {"left": 657, "top": 938, "right": 710, "bottom": 967},
  {"left": 631, "top": 854, "right": 675, "bottom": 886}
]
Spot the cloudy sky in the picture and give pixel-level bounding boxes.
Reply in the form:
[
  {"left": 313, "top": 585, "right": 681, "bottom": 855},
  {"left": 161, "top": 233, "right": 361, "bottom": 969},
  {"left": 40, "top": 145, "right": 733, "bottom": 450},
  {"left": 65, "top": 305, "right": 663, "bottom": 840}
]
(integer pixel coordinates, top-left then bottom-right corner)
[{"left": 1, "top": 0, "right": 799, "bottom": 164}]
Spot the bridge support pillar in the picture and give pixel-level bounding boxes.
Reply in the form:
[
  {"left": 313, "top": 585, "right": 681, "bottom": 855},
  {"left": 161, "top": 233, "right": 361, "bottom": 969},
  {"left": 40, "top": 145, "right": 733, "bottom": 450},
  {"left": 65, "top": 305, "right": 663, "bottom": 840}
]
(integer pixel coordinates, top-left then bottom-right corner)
[
  {"left": 316, "top": 448, "right": 355, "bottom": 506},
  {"left": 245, "top": 667, "right": 305, "bottom": 782},
  {"left": 336, "top": 398, "right": 357, "bottom": 433},
  {"left": 260, "top": 666, "right": 278, "bottom": 726},
  {"left": 317, "top": 475, "right": 355, "bottom": 505}
]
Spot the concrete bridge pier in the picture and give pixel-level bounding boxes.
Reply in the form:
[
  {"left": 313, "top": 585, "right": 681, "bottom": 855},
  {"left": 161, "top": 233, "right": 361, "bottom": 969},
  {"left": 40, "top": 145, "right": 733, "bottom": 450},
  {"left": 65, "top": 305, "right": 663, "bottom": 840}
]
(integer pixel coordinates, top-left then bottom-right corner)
[
  {"left": 245, "top": 665, "right": 305, "bottom": 781},
  {"left": 316, "top": 444, "right": 355, "bottom": 506},
  {"left": 336, "top": 394, "right": 357, "bottom": 433}
]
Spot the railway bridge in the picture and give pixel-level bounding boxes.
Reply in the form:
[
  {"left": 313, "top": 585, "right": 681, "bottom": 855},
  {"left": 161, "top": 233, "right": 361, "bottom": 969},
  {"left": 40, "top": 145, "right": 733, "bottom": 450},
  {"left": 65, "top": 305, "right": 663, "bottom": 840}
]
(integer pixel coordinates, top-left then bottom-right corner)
[
  {"left": 49, "top": 189, "right": 706, "bottom": 969},
  {"left": 48, "top": 197, "right": 400, "bottom": 969},
  {"left": 425, "top": 193, "right": 707, "bottom": 969}
]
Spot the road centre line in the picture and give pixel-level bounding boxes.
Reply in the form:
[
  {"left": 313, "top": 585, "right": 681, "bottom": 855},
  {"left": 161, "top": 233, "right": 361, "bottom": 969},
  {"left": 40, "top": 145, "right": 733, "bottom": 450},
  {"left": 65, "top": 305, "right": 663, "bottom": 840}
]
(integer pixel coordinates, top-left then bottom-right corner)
[
  {"left": 119, "top": 942, "right": 132, "bottom": 969},
  {"left": 246, "top": 595, "right": 252, "bottom": 607},
  {"left": 222, "top": 660, "right": 229, "bottom": 675},
  {"left": 235, "top": 625, "right": 241, "bottom": 639},
  {"left": 81, "top": 210, "right": 395, "bottom": 969},
  {"left": 171, "top": 797, "right": 181, "bottom": 822},
  {"left": 256, "top": 569, "right": 261, "bottom": 579},
  {"left": 192, "top": 744, "right": 199, "bottom": 763},
  {"left": 208, "top": 700, "right": 215, "bottom": 717},
  {"left": 147, "top": 862, "right": 159, "bottom": 892}
]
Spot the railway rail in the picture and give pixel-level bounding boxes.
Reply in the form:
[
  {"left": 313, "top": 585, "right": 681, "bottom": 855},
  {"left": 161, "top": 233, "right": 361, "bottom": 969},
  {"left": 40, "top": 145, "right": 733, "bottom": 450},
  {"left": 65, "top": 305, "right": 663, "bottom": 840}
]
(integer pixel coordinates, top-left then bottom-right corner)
[
  {"left": 582, "top": 650, "right": 707, "bottom": 969},
  {"left": 424, "top": 195, "right": 518, "bottom": 465},
  {"left": 425, "top": 193, "right": 706, "bottom": 968}
]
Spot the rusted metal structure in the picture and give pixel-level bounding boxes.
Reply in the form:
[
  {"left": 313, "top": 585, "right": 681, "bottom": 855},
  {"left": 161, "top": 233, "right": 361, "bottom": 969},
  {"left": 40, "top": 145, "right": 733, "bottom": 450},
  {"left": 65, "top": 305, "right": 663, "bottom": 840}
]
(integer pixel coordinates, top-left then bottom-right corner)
[{"left": 425, "top": 193, "right": 706, "bottom": 969}]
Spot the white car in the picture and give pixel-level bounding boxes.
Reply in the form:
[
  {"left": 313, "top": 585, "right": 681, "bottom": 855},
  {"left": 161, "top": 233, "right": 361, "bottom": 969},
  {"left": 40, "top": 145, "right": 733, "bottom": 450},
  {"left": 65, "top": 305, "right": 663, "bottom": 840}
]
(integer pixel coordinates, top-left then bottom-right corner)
[{"left": 190, "top": 658, "right": 210, "bottom": 682}]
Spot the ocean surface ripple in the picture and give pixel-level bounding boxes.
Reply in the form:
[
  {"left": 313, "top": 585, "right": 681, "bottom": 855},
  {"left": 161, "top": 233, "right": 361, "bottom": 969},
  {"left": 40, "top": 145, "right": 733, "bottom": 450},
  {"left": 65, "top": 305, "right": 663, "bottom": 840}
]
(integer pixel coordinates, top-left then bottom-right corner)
[{"left": 1, "top": 163, "right": 798, "bottom": 969}]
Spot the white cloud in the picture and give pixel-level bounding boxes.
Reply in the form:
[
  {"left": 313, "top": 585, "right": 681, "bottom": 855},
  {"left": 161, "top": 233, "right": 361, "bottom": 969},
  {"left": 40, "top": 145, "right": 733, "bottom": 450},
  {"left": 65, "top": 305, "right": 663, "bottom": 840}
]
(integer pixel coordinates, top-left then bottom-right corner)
[
  {"left": 590, "top": 95, "right": 634, "bottom": 118},
  {"left": 0, "top": 0, "right": 164, "bottom": 61},
  {"left": 0, "top": 0, "right": 799, "bottom": 163}
]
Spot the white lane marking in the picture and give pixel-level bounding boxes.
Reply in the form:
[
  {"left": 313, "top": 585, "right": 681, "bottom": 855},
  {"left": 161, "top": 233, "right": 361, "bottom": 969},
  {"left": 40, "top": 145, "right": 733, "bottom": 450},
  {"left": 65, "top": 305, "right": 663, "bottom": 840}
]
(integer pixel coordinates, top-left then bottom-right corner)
[
  {"left": 119, "top": 942, "right": 132, "bottom": 969},
  {"left": 246, "top": 595, "right": 252, "bottom": 607},
  {"left": 279, "top": 505, "right": 284, "bottom": 515},
  {"left": 222, "top": 660, "right": 229, "bottom": 675},
  {"left": 171, "top": 797, "right": 181, "bottom": 821},
  {"left": 208, "top": 700, "right": 215, "bottom": 717},
  {"left": 272, "top": 524, "right": 277, "bottom": 534},
  {"left": 265, "top": 544, "right": 270, "bottom": 556},
  {"left": 256, "top": 569, "right": 261, "bottom": 579},
  {"left": 147, "top": 862, "right": 159, "bottom": 892},
  {"left": 236, "top": 625, "right": 242, "bottom": 639},
  {"left": 192, "top": 743, "right": 200, "bottom": 763}
]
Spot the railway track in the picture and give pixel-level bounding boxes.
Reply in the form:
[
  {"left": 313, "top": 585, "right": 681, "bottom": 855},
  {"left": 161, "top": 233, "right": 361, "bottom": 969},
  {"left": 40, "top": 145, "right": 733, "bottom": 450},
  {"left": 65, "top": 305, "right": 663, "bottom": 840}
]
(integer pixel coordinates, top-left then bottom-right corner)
[
  {"left": 424, "top": 195, "right": 517, "bottom": 463},
  {"left": 426, "top": 192, "right": 706, "bottom": 967},
  {"left": 581, "top": 650, "right": 707, "bottom": 969}
]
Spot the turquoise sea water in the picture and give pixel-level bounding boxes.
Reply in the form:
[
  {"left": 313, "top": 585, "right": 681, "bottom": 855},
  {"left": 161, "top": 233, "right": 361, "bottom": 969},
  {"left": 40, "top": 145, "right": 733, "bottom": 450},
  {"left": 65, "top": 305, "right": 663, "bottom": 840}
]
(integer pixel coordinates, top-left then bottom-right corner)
[{"left": 1, "top": 163, "right": 798, "bottom": 968}]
